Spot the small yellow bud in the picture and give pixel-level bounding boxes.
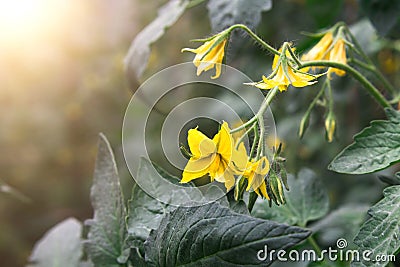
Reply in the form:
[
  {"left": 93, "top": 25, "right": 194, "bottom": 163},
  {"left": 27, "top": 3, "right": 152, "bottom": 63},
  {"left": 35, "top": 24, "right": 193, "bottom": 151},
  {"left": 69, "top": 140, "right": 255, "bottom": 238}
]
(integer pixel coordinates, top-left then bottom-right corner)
[{"left": 325, "top": 113, "right": 336, "bottom": 142}]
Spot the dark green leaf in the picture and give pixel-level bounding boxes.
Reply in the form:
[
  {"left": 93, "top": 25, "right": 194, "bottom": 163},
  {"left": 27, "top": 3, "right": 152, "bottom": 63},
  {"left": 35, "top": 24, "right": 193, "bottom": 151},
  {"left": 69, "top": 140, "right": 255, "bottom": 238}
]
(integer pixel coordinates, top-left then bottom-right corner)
[
  {"left": 124, "top": 0, "right": 189, "bottom": 81},
  {"left": 352, "top": 185, "right": 400, "bottom": 266},
  {"left": 126, "top": 158, "right": 204, "bottom": 254},
  {"left": 27, "top": 218, "right": 82, "bottom": 267},
  {"left": 310, "top": 204, "right": 369, "bottom": 246},
  {"left": 229, "top": 199, "right": 250, "bottom": 215},
  {"left": 145, "top": 202, "right": 311, "bottom": 266},
  {"left": 207, "top": 0, "right": 272, "bottom": 32},
  {"left": 378, "top": 172, "right": 400, "bottom": 185},
  {"left": 360, "top": 0, "right": 400, "bottom": 38},
  {"left": 84, "top": 134, "right": 127, "bottom": 267},
  {"left": 252, "top": 169, "right": 329, "bottom": 227},
  {"left": 329, "top": 109, "right": 400, "bottom": 174}
]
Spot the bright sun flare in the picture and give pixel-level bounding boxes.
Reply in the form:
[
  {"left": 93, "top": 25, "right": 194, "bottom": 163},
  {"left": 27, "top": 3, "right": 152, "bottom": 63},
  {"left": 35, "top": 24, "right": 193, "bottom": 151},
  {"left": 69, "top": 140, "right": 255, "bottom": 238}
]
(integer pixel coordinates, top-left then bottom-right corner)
[{"left": 0, "top": 0, "right": 70, "bottom": 46}]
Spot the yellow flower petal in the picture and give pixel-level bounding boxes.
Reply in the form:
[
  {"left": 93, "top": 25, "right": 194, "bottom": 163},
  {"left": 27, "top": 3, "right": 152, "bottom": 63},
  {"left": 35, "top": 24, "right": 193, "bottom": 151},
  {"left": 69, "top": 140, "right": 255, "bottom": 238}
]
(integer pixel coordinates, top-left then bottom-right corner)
[
  {"left": 301, "top": 32, "right": 333, "bottom": 62},
  {"left": 181, "top": 156, "right": 214, "bottom": 183},
  {"left": 187, "top": 128, "right": 216, "bottom": 158},
  {"left": 328, "top": 38, "right": 347, "bottom": 77},
  {"left": 182, "top": 38, "right": 226, "bottom": 79}
]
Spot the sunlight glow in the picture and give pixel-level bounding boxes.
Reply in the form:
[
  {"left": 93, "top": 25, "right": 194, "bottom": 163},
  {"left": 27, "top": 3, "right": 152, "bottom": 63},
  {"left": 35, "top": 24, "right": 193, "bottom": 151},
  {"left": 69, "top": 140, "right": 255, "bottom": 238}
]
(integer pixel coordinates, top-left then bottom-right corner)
[{"left": 0, "top": 0, "right": 71, "bottom": 46}]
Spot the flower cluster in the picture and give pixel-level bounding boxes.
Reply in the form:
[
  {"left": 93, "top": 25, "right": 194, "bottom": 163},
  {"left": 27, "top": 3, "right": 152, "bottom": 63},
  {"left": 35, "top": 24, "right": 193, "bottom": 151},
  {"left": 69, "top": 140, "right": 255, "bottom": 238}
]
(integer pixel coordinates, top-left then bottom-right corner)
[
  {"left": 301, "top": 31, "right": 348, "bottom": 78},
  {"left": 180, "top": 122, "right": 285, "bottom": 201},
  {"left": 179, "top": 23, "right": 367, "bottom": 205}
]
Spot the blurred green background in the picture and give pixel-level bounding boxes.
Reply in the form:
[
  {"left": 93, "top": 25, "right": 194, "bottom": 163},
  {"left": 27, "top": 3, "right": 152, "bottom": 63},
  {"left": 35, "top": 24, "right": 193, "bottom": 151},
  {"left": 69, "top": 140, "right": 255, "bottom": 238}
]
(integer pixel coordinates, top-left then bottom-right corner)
[{"left": 0, "top": 0, "right": 399, "bottom": 266}]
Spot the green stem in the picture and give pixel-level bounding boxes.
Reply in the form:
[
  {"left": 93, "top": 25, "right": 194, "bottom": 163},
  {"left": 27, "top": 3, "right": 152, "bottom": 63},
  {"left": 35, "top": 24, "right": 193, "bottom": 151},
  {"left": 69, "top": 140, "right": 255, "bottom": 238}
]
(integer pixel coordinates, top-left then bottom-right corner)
[
  {"left": 308, "top": 236, "right": 322, "bottom": 255},
  {"left": 344, "top": 25, "right": 397, "bottom": 96},
  {"left": 306, "top": 82, "right": 327, "bottom": 116},
  {"left": 230, "top": 116, "right": 257, "bottom": 133},
  {"left": 300, "top": 60, "right": 392, "bottom": 109},
  {"left": 249, "top": 125, "right": 259, "bottom": 158},
  {"left": 186, "top": 0, "right": 206, "bottom": 9},
  {"left": 326, "top": 78, "right": 334, "bottom": 112},
  {"left": 307, "top": 236, "right": 335, "bottom": 267},
  {"left": 229, "top": 24, "right": 280, "bottom": 56},
  {"left": 255, "top": 87, "right": 279, "bottom": 159}
]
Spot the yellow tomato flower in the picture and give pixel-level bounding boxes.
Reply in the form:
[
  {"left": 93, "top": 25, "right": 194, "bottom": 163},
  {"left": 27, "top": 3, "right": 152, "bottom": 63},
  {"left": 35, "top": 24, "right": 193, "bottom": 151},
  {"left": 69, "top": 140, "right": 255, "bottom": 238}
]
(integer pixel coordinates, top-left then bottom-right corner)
[
  {"left": 243, "top": 157, "right": 270, "bottom": 199},
  {"left": 182, "top": 36, "right": 227, "bottom": 79},
  {"left": 302, "top": 33, "right": 347, "bottom": 78},
  {"left": 248, "top": 45, "right": 321, "bottom": 92},
  {"left": 301, "top": 32, "right": 333, "bottom": 62},
  {"left": 181, "top": 122, "right": 248, "bottom": 190},
  {"left": 327, "top": 38, "right": 347, "bottom": 78}
]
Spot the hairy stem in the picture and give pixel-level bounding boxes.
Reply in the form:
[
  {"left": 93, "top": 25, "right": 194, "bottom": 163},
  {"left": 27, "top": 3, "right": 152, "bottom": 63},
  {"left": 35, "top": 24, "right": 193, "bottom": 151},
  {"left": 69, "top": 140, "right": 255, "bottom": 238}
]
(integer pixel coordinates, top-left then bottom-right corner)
[{"left": 300, "top": 60, "right": 392, "bottom": 109}]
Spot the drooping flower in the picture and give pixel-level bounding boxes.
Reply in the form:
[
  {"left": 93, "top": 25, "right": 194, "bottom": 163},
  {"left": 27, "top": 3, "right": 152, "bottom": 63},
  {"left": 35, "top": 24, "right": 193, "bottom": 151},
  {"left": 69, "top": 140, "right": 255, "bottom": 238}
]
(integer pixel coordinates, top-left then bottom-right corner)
[
  {"left": 301, "top": 32, "right": 333, "bottom": 62},
  {"left": 181, "top": 34, "right": 227, "bottom": 79},
  {"left": 243, "top": 156, "right": 270, "bottom": 199},
  {"left": 327, "top": 38, "right": 347, "bottom": 78},
  {"left": 247, "top": 45, "right": 321, "bottom": 92},
  {"left": 301, "top": 33, "right": 347, "bottom": 78},
  {"left": 180, "top": 122, "right": 248, "bottom": 190}
]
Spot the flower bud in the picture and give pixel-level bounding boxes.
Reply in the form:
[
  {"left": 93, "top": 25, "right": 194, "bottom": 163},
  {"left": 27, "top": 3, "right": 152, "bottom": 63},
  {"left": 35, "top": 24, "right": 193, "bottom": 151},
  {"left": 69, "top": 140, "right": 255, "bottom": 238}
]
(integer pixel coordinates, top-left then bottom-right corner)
[
  {"left": 325, "top": 113, "right": 336, "bottom": 142},
  {"left": 298, "top": 112, "right": 310, "bottom": 139}
]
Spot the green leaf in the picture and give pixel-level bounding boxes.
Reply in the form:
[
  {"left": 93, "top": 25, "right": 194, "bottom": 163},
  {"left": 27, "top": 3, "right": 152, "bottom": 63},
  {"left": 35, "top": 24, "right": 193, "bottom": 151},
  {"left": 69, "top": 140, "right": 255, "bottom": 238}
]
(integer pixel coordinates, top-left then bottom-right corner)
[
  {"left": 310, "top": 204, "right": 369, "bottom": 246},
  {"left": 252, "top": 168, "right": 329, "bottom": 227},
  {"left": 207, "top": 0, "right": 272, "bottom": 32},
  {"left": 27, "top": 218, "right": 83, "bottom": 267},
  {"left": 84, "top": 134, "right": 127, "bottom": 267},
  {"left": 124, "top": 0, "right": 189, "bottom": 81},
  {"left": 329, "top": 109, "right": 400, "bottom": 174},
  {"left": 378, "top": 171, "right": 400, "bottom": 185},
  {"left": 126, "top": 158, "right": 206, "bottom": 255},
  {"left": 352, "top": 185, "right": 400, "bottom": 266},
  {"left": 145, "top": 202, "right": 311, "bottom": 266}
]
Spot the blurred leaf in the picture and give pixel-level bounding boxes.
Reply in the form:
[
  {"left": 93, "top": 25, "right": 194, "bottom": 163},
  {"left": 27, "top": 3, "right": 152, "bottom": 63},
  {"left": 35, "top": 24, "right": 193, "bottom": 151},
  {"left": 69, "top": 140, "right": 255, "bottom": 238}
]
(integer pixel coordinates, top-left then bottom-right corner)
[
  {"left": 125, "top": 0, "right": 189, "bottom": 81},
  {"left": 0, "top": 180, "right": 31, "bottom": 203},
  {"left": 84, "top": 134, "right": 127, "bottom": 267},
  {"left": 352, "top": 185, "right": 400, "bottom": 266},
  {"left": 27, "top": 218, "right": 82, "bottom": 267},
  {"left": 310, "top": 204, "right": 369, "bottom": 246},
  {"left": 252, "top": 169, "right": 329, "bottom": 227},
  {"left": 207, "top": 0, "right": 272, "bottom": 32},
  {"left": 144, "top": 202, "right": 311, "bottom": 266},
  {"left": 349, "top": 19, "right": 381, "bottom": 55},
  {"left": 378, "top": 172, "right": 400, "bottom": 185},
  {"left": 306, "top": 0, "right": 343, "bottom": 28},
  {"left": 359, "top": 0, "right": 400, "bottom": 38},
  {"left": 329, "top": 109, "right": 400, "bottom": 174}
]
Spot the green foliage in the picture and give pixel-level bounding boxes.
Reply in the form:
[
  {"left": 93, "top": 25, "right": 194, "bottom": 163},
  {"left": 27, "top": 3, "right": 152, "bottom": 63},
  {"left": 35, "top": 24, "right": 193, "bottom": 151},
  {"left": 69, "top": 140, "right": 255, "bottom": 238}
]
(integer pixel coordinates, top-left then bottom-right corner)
[
  {"left": 378, "top": 172, "right": 400, "bottom": 185},
  {"left": 329, "top": 109, "right": 400, "bottom": 174},
  {"left": 252, "top": 168, "right": 329, "bottom": 227},
  {"left": 359, "top": 0, "right": 400, "bottom": 38},
  {"left": 207, "top": 0, "right": 272, "bottom": 32},
  {"left": 27, "top": 218, "right": 83, "bottom": 267},
  {"left": 84, "top": 134, "right": 127, "bottom": 267},
  {"left": 125, "top": 0, "right": 190, "bottom": 80},
  {"left": 352, "top": 185, "right": 400, "bottom": 266},
  {"left": 144, "top": 201, "right": 311, "bottom": 266},
  {"left": 310, "top": 204, "right": 369, "bottom": 246},
  {"left": 125, "top": 159, "right": 179, "bottom": 255}
]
